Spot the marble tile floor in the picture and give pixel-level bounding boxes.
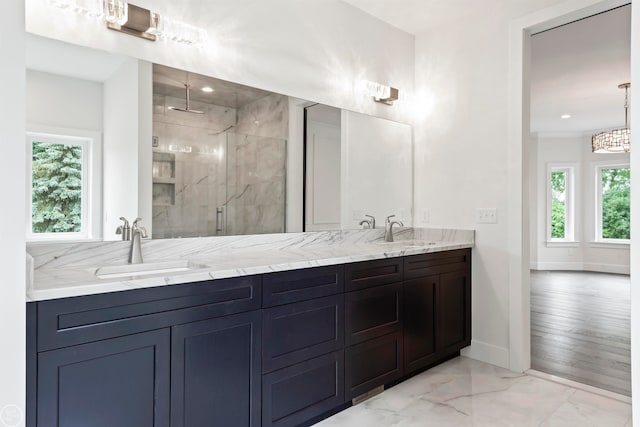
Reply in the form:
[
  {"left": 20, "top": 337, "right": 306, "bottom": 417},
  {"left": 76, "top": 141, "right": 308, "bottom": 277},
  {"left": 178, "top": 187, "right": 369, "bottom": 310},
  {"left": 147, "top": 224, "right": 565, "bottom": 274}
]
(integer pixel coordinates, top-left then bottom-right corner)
[{"left": 316, "top": 357, "right": 631, "bottom": 427}]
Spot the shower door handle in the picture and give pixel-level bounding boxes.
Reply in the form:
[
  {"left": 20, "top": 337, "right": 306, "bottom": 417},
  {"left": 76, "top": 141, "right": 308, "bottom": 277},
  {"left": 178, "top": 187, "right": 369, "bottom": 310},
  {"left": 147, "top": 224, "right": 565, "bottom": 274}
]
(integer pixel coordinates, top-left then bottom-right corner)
[{"left": 216, "top": 207, "right": 225, "bottom": 234}]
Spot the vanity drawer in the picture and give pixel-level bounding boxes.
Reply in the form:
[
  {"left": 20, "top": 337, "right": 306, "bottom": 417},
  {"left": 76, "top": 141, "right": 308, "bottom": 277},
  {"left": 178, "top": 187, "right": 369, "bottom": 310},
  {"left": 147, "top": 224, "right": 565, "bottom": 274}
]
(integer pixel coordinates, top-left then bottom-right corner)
[
  {"left": 263, "top": 295, "right": 344, "bottom": 373},
  {"left": 345, "top": 283, "right": 402, "bottom": 346},
  {"left": 263, "top": 265, "right": 344, "bottom": 307},
  {"left": 404, "top": 249, "right": 471, "bottom": 280},
  {"left": 344, "top": 258, "right": 403, "bottom": 291},
  {"left": 37, "top": 275, "right": 261, "bottom": 351},
  {"left": 345, "top": 332, "right": 403, "bottom": 400},
  {"left": 262, "top": 351, "right": 345, "bottom": 427}
]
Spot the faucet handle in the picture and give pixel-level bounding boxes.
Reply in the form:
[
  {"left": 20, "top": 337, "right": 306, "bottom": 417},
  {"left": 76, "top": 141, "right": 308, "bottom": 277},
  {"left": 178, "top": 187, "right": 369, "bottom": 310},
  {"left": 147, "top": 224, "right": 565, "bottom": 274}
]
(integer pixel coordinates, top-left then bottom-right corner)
[
  {"left": 364, "top": 214, "right": 376, "bottom": 229},
  {"left": 138, "top": 227, "right": 149, "bottom": 238},
  {"left": 132, "top": 217, "right": 142, "bottom": 228}
]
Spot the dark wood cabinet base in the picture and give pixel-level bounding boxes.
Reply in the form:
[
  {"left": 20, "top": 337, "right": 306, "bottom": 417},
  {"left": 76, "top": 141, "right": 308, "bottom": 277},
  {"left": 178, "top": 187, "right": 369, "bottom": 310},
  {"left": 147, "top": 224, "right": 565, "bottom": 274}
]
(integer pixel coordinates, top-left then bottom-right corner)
[{"left": 27, "top": 248, "right": 471, "bottom": 427}]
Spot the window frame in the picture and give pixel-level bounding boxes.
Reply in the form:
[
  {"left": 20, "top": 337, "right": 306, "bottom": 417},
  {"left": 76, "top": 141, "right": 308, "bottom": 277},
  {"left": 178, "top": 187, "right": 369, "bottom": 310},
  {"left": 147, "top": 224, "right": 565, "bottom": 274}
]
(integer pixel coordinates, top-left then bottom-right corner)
[
  {"left": 594, "top": 162, "right": 630, "bottom": 244},
  {"left": 546, "top": 163, "right": 576, "bottom": 244},
  {"left": 26, "top": 126, "right": 102, "bottom": 242}
]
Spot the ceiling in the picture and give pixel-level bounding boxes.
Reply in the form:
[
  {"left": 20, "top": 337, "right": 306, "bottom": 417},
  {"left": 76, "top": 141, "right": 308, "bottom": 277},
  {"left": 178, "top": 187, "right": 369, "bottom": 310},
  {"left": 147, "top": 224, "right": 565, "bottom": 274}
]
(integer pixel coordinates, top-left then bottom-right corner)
[
  {"left": 342, "top": 1, "right": 631, "bottom": 134},
  {"left": 153, "top": 65, "right": 273, "bottom": 109},
  {"left": 530, "top": 5, "right": 631, "bottom": 133}
]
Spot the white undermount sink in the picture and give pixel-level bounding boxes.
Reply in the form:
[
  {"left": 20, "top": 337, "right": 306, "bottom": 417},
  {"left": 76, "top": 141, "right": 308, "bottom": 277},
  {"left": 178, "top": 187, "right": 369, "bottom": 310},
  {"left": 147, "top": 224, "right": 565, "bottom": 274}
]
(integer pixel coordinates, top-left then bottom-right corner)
[
  {"left": 95, "top": 260, "right": 205, "bottom": 279},
  {"left": 376, "top": 240, "right": 438, "bottom": 247}
]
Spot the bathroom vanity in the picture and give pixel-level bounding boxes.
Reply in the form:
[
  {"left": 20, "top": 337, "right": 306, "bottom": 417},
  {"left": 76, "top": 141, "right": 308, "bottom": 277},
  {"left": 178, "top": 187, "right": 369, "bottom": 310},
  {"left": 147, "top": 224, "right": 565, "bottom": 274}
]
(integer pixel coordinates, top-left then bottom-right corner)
[{"left": 26, "top": 229, "right": 473, "bottom": 427}]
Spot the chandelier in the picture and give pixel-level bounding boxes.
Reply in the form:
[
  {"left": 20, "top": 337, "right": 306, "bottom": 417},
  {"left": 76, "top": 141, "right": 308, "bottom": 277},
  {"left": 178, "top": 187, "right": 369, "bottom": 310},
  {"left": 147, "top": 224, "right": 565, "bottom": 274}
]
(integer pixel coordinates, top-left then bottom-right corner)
[{"left": 592, "top": 83, "right": 631, "bottom": 153}]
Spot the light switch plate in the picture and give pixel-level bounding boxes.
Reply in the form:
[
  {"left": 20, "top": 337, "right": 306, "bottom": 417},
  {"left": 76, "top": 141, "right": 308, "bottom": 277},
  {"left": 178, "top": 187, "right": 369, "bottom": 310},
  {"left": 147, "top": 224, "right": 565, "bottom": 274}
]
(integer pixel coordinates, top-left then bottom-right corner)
[
  {"left": 421, "top": 208, "right": 430, "bottom": 223},
  {"left": 476, "top": 208, "right": 497, "bottom": 224}
]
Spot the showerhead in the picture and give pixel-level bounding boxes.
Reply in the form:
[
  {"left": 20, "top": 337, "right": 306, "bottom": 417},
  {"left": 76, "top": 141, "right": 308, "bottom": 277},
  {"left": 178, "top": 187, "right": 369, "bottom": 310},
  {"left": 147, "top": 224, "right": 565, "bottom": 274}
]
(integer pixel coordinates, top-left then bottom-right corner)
[{"left": 168, "top": 84, "right": 204, "bottom": 114}]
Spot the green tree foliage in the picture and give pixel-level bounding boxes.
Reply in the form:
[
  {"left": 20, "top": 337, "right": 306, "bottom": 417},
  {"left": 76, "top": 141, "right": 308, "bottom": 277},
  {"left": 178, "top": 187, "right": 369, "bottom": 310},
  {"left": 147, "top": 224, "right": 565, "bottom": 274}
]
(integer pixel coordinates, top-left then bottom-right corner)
[
  {"left": 550, "top": 171, "right": 566, "bottom": 239},
  {"left": 601, "top": 168, "right": 630, "bottom": 240},
  {"left": 31, "top": 141, "right": 82, "bottom": 233}
]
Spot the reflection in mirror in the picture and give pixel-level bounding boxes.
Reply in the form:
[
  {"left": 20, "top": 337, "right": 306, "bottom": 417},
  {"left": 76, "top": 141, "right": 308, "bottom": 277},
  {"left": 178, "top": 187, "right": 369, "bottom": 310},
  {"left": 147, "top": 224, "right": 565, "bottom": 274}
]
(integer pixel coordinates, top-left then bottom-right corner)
[
  {"left": 25, "top": 34, "right": 413, "bottom": 242},
  {"left": 152, "top": 65, "right": 287, "bottom": 238}
]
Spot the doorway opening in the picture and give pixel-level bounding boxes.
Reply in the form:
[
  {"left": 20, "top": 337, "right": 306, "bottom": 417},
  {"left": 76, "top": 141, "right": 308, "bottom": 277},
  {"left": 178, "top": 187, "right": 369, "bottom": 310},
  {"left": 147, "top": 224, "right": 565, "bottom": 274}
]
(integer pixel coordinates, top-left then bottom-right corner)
[{"left": 528, "top": 4, "right": 631, "bottom": 396}]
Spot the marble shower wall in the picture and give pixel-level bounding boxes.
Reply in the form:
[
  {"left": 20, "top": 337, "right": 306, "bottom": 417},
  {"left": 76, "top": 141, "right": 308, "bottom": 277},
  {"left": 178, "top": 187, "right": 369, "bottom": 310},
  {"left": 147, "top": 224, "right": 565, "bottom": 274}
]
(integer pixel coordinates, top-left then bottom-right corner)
[
  {"left": 152, "top": 92, "right": 288, "bottom": 238},
  {"left": 152, "top": 95, "right": 233, "bottom": 238},
  {"left": 227, "top": 93, "right": 288, "bottom": 235}
]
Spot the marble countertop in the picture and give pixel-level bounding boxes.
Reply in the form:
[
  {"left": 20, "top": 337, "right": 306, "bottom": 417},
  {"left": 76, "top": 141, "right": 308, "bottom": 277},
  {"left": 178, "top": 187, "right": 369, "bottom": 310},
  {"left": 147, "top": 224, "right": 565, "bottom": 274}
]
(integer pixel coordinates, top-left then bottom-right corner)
[{"left": 27, "top": 228, "right": 474, "bottom": 302}]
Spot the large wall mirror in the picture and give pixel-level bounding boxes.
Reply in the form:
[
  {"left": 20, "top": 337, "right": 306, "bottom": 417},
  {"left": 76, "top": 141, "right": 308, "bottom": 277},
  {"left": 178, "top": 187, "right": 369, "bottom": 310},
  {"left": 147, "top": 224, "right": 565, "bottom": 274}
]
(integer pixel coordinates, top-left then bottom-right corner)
[{"left": 26, "top": 34, "right": 413, "bottom": 241}]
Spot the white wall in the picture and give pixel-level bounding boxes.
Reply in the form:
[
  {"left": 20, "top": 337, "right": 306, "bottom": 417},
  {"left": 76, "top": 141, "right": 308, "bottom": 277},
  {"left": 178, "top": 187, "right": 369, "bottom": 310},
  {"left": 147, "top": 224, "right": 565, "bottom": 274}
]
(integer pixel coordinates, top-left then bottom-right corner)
[
  {"left": 341, "top": 110, "right": 413, "bottom": 229},
  {"left": 0, "top": 0, "right": 26, "bottom": 424},
  {"left": 412, "top": 0, "right": 626, "bottom": 369},
  {"left": 25, "top": 0, "right": 414, "bottom": 125},
  {"left": 531, "top": 135, "right": 630, "bottom": 274},
  {"left": 103, "top": 58, "right": 153, "bottom": 239},
  {"left": 26, "top": 70, "right": 103, "bottom": 130}
]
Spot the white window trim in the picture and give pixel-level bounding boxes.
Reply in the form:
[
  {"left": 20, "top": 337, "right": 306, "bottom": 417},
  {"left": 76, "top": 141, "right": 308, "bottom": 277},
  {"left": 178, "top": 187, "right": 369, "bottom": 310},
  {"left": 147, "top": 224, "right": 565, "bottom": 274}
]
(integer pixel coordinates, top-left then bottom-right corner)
[
  {"left": 594, "top": 161, "right": 630, "bottom": 244},
  {"left": 546, "top": 163, "right": 577, "bottom": 244},
  {"left": 26, "top": 124, "right": 102, "bottom": 242}
]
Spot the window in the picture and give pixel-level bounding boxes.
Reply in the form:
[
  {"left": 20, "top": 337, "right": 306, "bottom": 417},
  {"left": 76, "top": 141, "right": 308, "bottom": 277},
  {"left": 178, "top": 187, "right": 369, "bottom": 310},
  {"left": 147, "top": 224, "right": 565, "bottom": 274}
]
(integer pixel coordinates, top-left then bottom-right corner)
[
  {"left": 26, "top": 130, "right": 99, "bottom": 241},
  {"left": 596, "top": 164, "right": 630, "bottom": 242},
  {"left": 547, "top": 164, "right": 575, "bottom": 243}
]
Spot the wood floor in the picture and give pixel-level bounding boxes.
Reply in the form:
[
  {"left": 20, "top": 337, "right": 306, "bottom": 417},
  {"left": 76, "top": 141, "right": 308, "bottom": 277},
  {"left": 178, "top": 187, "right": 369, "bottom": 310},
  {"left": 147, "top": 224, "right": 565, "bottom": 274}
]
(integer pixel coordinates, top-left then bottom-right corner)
[{"left": 530, "top": 270, "right": 631, "bottom": 396}]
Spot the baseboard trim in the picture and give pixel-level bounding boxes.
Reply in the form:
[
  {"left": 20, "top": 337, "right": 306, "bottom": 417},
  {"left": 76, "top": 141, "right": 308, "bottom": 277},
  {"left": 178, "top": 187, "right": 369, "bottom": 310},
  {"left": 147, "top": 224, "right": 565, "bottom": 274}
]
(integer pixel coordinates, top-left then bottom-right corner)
[
  {"left": 460, "top": 340, "right": 509, "bottom": 369},
  {"left": 530, "top": 262, "right": 629, "bottom": 275},
  {"left": 526, "top": 369, "right": 631, "bottom": 404}
]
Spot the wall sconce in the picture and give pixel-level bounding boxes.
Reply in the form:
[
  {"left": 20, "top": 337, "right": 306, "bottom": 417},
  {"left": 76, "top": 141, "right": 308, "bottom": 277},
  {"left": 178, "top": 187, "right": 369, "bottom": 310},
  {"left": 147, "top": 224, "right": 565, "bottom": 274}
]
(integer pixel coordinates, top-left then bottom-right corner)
[
  {"left": 105, "top": 1, "right": 159, "bottom": 41},
  {"left": 48, "top": 0, "right": 207, "bottom": 47},
  {"left": 362, "top": 80, "right": 399, "bottom": 105}
]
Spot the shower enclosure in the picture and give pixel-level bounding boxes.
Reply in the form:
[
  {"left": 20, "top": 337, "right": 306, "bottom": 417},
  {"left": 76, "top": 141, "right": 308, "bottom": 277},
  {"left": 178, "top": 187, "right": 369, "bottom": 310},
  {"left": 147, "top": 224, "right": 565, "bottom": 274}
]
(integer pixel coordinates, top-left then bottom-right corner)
[
  {"left": 152, "top": 64, "right": 290, "bottom": 238},
  {"left": 151, "top": 131, "right": 287, "bottom": 238}
]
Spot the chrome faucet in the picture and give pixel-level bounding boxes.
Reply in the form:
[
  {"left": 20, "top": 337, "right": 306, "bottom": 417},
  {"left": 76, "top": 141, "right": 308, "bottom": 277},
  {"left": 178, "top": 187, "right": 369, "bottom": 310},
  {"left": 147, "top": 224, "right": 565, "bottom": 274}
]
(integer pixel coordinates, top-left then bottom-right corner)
[
  {"left": 115, "top": 217, "right": 131, "bottom": 241},
  {"left": 384, "top": 215, "right": 404, "bottom": 242},
  {"left": 128, "top": 218, "right": 148, "bottom": 264},
  {"left": 358, "top": 214, "right": 376, "bottom": 229}
]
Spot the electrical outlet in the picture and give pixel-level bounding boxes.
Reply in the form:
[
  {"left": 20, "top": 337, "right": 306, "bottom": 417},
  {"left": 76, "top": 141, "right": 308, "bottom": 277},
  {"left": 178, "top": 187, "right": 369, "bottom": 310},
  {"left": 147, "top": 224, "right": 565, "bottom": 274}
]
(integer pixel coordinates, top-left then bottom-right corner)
[
  {"left": 352, "top": 210, "right": 363, "bottom": 220},
  {"left": 421, "top": 208, "right": 430, "bottom": 223},
  {"left": 476, "top": 208, "right": 497, "bottom": 224}
]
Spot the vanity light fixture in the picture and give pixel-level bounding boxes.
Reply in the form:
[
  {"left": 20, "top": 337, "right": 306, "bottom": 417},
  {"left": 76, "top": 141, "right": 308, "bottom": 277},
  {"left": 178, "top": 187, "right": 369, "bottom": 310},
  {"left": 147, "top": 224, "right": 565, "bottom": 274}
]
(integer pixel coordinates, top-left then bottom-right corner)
[
  {"left": 361, "top": 80, "right": 399, "bottom": 105},
  {"left": 201, "top": 87, "right": 215, "bottom": 93},
  {"left": 561, "top": 114, "right": 571, "bottom": 119},
  {"left": 48, "top": 0, "right": 207, "bottom": 46},
  {"left": 592, "top": 83, "right": 631, "bottom": 153},
  {"left": 105, "top": 1, "right": 159, "bottom": 41}
]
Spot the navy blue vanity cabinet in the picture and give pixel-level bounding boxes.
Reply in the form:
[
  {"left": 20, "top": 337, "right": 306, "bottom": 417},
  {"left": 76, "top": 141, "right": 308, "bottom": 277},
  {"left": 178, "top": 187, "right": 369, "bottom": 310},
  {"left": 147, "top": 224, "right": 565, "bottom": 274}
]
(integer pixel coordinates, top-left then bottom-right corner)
[
  {"left": 29, "top": 275, "right": 262, "bottom": 427},
  {"left": 261, "top": 266, "right": 346, "bottom": 427},
  {"left": 171, "top": 311, "right": 262, "bottom": 427},
  {"left": 403, "top": 249, "right": 472, "bottom": 375},
  {"left": 343, "top": 258, "right": 404, "bottom": 400},
  {"left": 37, "top": 329, "right": 171, "bottom": 427}
]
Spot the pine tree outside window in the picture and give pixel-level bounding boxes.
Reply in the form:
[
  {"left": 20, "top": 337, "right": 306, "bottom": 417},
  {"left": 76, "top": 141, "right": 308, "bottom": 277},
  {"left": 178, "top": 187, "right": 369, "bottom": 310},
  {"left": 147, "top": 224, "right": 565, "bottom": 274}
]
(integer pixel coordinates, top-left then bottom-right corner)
[
  {"left": 547, "top": 164, "right": 576, "bottom": 243},
  {"left": 27, "top": 132, "right": 92, "bottom": 240},
  {"left": 595, "top": 164, "right": 630, "bottom": 243}
]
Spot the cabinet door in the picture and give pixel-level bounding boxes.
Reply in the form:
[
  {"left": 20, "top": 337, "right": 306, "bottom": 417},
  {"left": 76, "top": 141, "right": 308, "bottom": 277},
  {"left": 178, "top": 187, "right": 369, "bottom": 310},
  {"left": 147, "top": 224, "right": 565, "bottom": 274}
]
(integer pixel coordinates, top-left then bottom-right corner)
[
  {"left": 403, "top": 275, "right": 438, "bottom": 375},
  {"left": 345, "top": 283, "right": 402, "bottom": 346},
  {"left": 263, "top": 295, "right": 344, "bottom": 373},
  {"left": 171, "top": 311, "right": 261, "bottom": 427},
  {"left": 262, "top": 351, "right": 344, "bottom": 427},
  {"left": 345, "top": 332, "right": 403, "bottom": 400},
  {"left": 37, "top": 329, "right": 170, "bottom": 427},
  {"left": 437, "top": 270, "right": 471, "bottom": 354}
]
